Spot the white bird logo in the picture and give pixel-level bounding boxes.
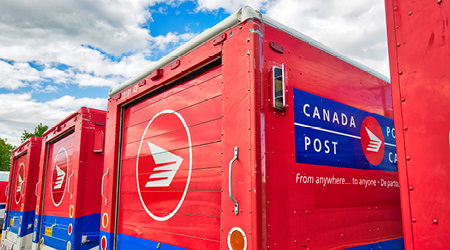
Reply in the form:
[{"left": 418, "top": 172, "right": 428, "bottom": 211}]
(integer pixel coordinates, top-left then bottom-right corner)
[
  {"left": 54, "top": 165, "right": 66, "bottom": 189},
  {"left": 16, "top": 174, "right": 23, "bottom": 193},
  {"left": 365, "top": 127, "right": 382, "bottom": 152},
  {"left": 145, "top": 142, "right": 183, "bottom": 188}
]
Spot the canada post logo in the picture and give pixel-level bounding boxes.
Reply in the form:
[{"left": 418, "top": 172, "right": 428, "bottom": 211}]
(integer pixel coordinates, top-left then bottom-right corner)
[
  {"left": 51, "top": 148, "right": 69, "bottom": 206},
  {"left": 15, "top": 163, "right": 25, "bottom": 204},
  {"left": 293, "top": 88, "right": 396, "bottom": 171},
  {"left": 137, "top": 110, "right": 192, "bottom": 221},
  {"left": 361, "top": 116, "right": 385, "bottom": 165}
]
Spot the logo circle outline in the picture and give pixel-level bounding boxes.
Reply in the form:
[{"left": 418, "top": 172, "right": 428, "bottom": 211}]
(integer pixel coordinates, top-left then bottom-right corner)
[
  {"left": 51, "top": 147, "right": 69, "bottom": 207},
  {"left": 136, "top": 110, "right": 192, "bottom": 221},
  {"left": 15, "top": 163, "right": 25, "bottom": 204}
]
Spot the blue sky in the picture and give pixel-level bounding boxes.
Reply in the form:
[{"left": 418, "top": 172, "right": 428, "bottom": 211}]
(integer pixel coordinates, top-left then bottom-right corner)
[{"left": 0, "top": 0, "right": 388, "bottom": 146}]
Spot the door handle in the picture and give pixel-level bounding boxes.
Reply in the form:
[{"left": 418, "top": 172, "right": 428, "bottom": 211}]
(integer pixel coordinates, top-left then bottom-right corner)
[
  {"left": 229, "top": 147, "right": 239, "bottom": 215},
  {"left": 101, "top": 168, "right": 109, "bottom": 206},
  {"left": 67, "top": 170, "right": 74, "bottom": 199},
  {"left": 35, "top": 180, "right": 41, "bottom": 197}
]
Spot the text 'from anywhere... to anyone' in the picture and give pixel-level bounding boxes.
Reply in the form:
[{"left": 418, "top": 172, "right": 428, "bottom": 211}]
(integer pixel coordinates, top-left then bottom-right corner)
[{"left": 295, "top": 173, "right": 399, "bottom": 188}]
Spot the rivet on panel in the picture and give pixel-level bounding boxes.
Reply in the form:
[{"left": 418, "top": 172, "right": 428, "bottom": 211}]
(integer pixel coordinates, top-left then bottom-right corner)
[
  {"left": 394, "top": 7, "right": 398, "bottom": 11},
  {"left": 433, "top": 219, "right": 438, "bottom": 224},
  {"left": 438, "top": 0, "right": 442, "bottom": 3},
  {"left": 404, "top": 126, "right": 408, "bottom": 131},
  {"left": 401, "top": 98, "right": 406, "bottom": 102},
  {"left": 412, "top": 218, "right": 417, "bottom": 223},
  {"left": 409, "top": 186, "right": 414, "bottom": 191},
  {"left": 395, "top": 26, "right": 399, "bottom": 29},
  {"left": 307, "top": 239, "right": 310, "bottom": 242},
  {"left": 396, "top": 43, "right": 401, "bottom": 47},
  {"left": 294, "top": 240, "right": 297, "bottom": 244},
  {"left": 294, "top": 211, "right": 296, "bottom": 214},
  {"left": 408, "top": 11, "right": 413, "bottom": 15},
  {"left": 406, "top": 156, "right": 411, "bottom": 161},
  {"left": 341, "top": 234, "right": 344, "bottom": 238},
  {"left": 399, "top": 71, "right": 403, "bottom": 75}
]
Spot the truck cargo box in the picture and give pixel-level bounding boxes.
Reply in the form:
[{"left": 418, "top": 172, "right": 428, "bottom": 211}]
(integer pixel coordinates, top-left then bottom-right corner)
[
  {"left": 1, "top": 137, "right": 42, "bottom": 250},
  {"left": 101, "top": 6, "right": 403, "bottom": 250},
  {"left": 31, "top": 107, "right": 106, "bottom": 250},
  {"left": 385, "top": 0, "right": 450, "bottom": 249}
]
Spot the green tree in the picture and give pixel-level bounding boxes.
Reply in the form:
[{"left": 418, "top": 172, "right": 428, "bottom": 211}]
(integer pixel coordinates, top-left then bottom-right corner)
[
  {"left": 21, "top": 123, "right": 48, "bottom": 143},
  {"left": 0, "top": 138, "right": 15, "bottom": 171}
]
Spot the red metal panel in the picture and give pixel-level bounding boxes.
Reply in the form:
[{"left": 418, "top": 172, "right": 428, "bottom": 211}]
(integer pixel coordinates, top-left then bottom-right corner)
[
  {"left": 385, "top": 1, "right": 450, "bottom": 249},
  {"left": 220, "top": 19, "right": 256, "bottom": 250},
  {"left": 262, "top": 24, "right": 402, "bottom": 250},
  {"left": 115, "top": 64, "right": 223, "bottom": 250}
]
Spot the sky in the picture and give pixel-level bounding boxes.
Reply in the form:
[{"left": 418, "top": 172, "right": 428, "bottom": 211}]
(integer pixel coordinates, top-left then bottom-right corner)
[{"left": 0, "top": 0, "right": 389, "bottom": 146}]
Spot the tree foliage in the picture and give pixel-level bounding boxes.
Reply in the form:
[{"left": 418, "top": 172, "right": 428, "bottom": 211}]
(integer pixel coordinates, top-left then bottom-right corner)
[
  {"left": 21, "top": 123, "right": 48, "bottom": 143},
  {"left": 0, "top": 138, "right": 15, "bottom": 171}
]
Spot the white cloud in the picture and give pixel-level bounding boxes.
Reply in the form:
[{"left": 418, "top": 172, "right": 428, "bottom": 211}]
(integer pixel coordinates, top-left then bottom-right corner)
[
  {"left": 264, "top": 0, "right": 389, "bottom": 76},
  {"left": 150, "top": 32, "right": 197, "bottom": 51},
  {"left": 0, "top": 93, "right": 107, "bottom": 146},
  {"left": 0, "top": 0, "right": 196, "bottom": 91}
]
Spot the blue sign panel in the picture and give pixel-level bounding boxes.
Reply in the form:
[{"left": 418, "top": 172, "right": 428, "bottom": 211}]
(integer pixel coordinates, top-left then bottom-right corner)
[{"left": 294, "top": 88, "right": 397, "bottom": 172}]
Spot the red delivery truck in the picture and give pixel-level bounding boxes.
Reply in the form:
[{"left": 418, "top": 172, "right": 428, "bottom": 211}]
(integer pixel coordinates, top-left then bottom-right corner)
[
  {"left": 385, "top": 0, "right": 450, "bottom": 249},
  {"left": 31, "top": 107, "right": 106, "bottom": 250},
  {"left": 101, "top": 6, "right": 403, "bottom": 250},
  {"left": 1, "top": 137, "right": 42, "bottom": 250},
  {"left": 0, "top": 171, "right": 10, "bottom": 228}
]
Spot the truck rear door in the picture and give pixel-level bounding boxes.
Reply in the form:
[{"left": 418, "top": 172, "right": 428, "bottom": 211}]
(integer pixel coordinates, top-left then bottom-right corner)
[
  {"left": 38, "top": 131, "right": 75, "bottom": 249},
  {"left": 114, "top": 62, "right": 223, "bottom": 249},
  {"left": 4, "top": 152, "right": 27, "bottom": 242}
]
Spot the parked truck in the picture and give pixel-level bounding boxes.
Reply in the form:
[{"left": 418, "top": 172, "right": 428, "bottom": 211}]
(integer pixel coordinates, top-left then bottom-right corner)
[
  {"left": 100, "top": 6, "right": 403, "bottom": 250},
  {"left": 1, "top": 137, "right": 42, "bottom": 250},
  {"left": 385, "top": 0, "right": 450, "bottom": 249},
  {"left": 31, "top": 107, "right": 106, "bottom": 250}
]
